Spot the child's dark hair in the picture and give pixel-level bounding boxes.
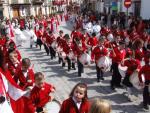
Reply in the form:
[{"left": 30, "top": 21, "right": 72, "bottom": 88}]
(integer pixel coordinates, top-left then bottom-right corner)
[
  {"left": 59, "top": 30, "right": 63, "bottom": 34},
  {"left": 49, "top": 30, "right": 53, "bottom": 34},
  {"left": 69, "top": 83, "right": 88, "bottom": 101},
  {"left": 22, "top": 58, "right": 31, "bottom": 66},
  {"left": 34, "top": 72, "right": 44, "bottom": 80},
  {"left": 92, "top": 32, "right": 96, "bottom": 37},
  {"left": 8, "top": 47, "right": 16, "bottom": 54}
]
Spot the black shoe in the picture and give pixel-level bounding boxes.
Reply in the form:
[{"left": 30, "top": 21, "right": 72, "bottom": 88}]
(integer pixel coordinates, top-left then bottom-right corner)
[
  {"left": 100, "top": 77, "right": 104, "bottom": 80},
  {"left": 97, "top": 79, "right": 100, "bottom": 82},
  {"left": 78, "top": 74, "right": 81, "bottom": 77},
  {"left": 62, "top": 63, "right": 65, "bottom": 67},
  {"left": 143, "top": 105, "right": 149, "bottom": 111},
  {"left": 111, "top": 85, "right": 115, "bottom": 90},
  {"left": 116, "top": 84, "right": 123, "bottom": 88},
  {"left": 68, "top": 68, "right": 71, "bottom": 72},
  {"left": 73, "top": 68, "right": 76, "bottom": 70}
]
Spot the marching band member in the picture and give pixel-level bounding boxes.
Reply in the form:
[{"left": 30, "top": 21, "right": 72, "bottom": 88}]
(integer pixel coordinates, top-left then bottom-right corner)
[
  {"left": 122, "top": 49, "right": 141, "bottom": 101},
  {"left": 8, "top": 49, "right": 23, "bottom": 113},
  {"left": 47, "top": 31, "right": 56, "bottom": 60},
  {"left": 73, "top": 38, "right": 87, "bottom": 77},
  {"left": 71, "top": 28, "right": 82, "bottom": 43},
  {"left": 61, "top": 34, "right": 75, "bottom": 71},
  {"left": 87, "top": 32, "right": 98, "bottom": 51},
  {"left": 43, "top": 28, "right": 50, "bottom": 56},
  {"left": 138, "top": 53, "right": 150, "bottom": 111},
  {"left": 110, "top": 41, "right": 126, "bottom": 90},
  {"left": 91, "top": 36, "right": 108, "bottom": 82},
  {"left": 59, "top": 83, "right": 90, "bottom": 113},
  {"left": 36, "top": 26, "right": 43, "bottom": 50},
  {"left": 57, "top": 30, "right": 64, "bottom": 64},
  {"left": 30, "top": 72, "right": 55, "bottom": 113},
  {"left": 132, "top": 38, "right": 144, "bottom": 62},
  {"left": 15, "top": 58, "right": 35, "bottom": 113},
  {"left": 7, "top": 49, "right": 21, "bottom": 78}
]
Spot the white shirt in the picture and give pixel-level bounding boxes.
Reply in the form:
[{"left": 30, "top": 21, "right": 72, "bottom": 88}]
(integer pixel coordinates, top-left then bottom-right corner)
[{"left": 72, "top": 97, "right": 81, "bottom": 110}]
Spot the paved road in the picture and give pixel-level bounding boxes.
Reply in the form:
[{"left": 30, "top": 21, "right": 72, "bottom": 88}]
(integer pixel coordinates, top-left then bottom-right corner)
[{"left": 18, "top": 21, "right": 149, "bottom": 113}]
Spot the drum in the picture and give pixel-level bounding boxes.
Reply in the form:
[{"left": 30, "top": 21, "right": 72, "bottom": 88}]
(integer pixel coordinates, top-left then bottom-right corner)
[
  {"left": 44, "top": 100, "right": 61, "bottom": 113},
  {"left": 60, "top": 52, "right": 66, "bottom": 60},
  {"left": 130, "top": 71, "right": 145, "bottom": 90},
  {"left": 79, "top": 53, "right": 91, "bottom": 65},
  {"left": 68, "top": 51, "right": 75, "bottom": 59},
  {"left": 51, "top": 41, "right": 57, "bottom": 49},
  {"left": 97, "top": 56, "right": 112, "bottom": 72},
  {"left": 118, "top": 64, "right": 128, "bottom": 77},
  {"left": 141, "top": 60, "right": 145, "bottom": 67},
  {"left": 107, "top": 33, "right": 114, "bottom": 42}
]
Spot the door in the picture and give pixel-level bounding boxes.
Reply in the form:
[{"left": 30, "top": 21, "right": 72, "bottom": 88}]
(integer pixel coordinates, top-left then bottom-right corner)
[{"left": 13, "top": 8, "right": 19, "bottom": 17}]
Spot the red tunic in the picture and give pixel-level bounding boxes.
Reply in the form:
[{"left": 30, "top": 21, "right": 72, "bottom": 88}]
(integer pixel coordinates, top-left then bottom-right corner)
[
  {"left": 59, "top": 97, "right": 90, "bottom": 113},
  {"left": 123, "top": 59, "right": 141, "bottom": 75},
  {"left": 15, "top": 68, "right": 35, "bottom": 113},
  {"left": 91, "top": 46, "right": 108, "bottom": 61},
  {"left": 30, "top": 82, "right": 55, "bottom": 108},
  {"left": 7, "top": 61, "right": 20, "bottom": 77},
  {"left": 110, "top": 47, "right": 126, "bottom": 63},
  {"left": 72, "top": 42, "right": 87, "bottom": 57},
  {"left": 134, "top": 49, "right": 144, "bottom": 61},
  {"left": 138, "top": 65, "right": 150, "bottom": 82},
  {"left": 36, "top": 29, "right": 43, "bottom": 39},
  {"left": 62, "top": 40, "right": 72, "bottom": 54},
  {"left": 87, "top": 37, "right": 98, "bottom": 47},
  {"left": 15, "top": 68, "right": 35, "bottom": 90},
  {"left": 46, "top": 34, "right": 55, "bottom": 45}
]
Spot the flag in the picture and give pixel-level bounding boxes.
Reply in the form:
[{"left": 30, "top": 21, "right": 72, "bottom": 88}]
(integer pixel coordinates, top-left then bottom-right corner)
[{"left": 0, "top": 71, "right": 27, "bottom": 101}]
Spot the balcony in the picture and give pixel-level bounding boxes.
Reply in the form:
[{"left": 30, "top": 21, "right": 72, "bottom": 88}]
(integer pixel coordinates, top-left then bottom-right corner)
[
  {"left": 32, "top": 0, "right": 44, "bottom": 5},
  {"left": 10, "top": 0, "right": 31, "bottom": 4}
]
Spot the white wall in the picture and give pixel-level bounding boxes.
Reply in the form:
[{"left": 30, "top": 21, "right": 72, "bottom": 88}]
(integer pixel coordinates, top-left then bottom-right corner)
[{"left": 140, "top": 0, "right": 150, "bottom": 19}]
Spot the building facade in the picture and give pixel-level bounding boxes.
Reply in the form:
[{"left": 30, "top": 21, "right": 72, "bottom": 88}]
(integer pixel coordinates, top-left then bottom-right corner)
[{"left": 0, "top": 0, "right": 70, "bottom": 19}]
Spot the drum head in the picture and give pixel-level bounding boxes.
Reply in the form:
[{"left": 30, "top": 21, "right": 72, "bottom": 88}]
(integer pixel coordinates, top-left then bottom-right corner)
[
  {"left": 118, "top": 64, "right": 127, "bottom": 77},
  {"left": 60, "top": 52, "right": 66, "bottom": 59},
  {"left": 79, "top": 53, "right": 91, "bottom": 65},
  {"left": 130, "top": 71, "right": 143, "bottom": 90},
  {"left": 68, "top": 51, "right": 74, "bottom": 59},
  {"left": 51, "top": 41, "right": 57, "bottom": 49},
  {"left": 45, "top": 100, "right": 61, "bottom": 113},
  {"left": 97, "top": 56, "right": 111, "bottom": 72}
]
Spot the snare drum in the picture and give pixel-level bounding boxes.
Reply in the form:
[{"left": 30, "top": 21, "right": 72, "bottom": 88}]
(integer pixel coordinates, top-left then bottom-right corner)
[
  {"left": 60, "top": 52, "right": 66, "bottom": 60},
  {"left": 97, "top": 56, "right": 112, "bottom": 72},
  {"left": 107, "top": 33, "right": 114, "bottom": 42},
  {"left": 118, "top": 64, "right": 128, "bottom": 78},
  {"left": 68, "top": 51, "right": 75, "bottom": 60},
  {"left": 130, "top": 71, "right": 145, "bottom": 90},
  {"left": 51, "top": 41, "right": 58, "bottom": 49},
  {"left": 44, "top": 100, "right": 61, "bottom": 113},
  {"left": 79, "top": 53, "right": 91, "bottom": 65}
]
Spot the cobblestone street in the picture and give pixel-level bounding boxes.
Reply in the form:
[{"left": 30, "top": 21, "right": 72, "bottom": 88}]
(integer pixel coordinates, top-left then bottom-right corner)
[{"left": 18, "top": 21, "right": 148, "bottom": 113}]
